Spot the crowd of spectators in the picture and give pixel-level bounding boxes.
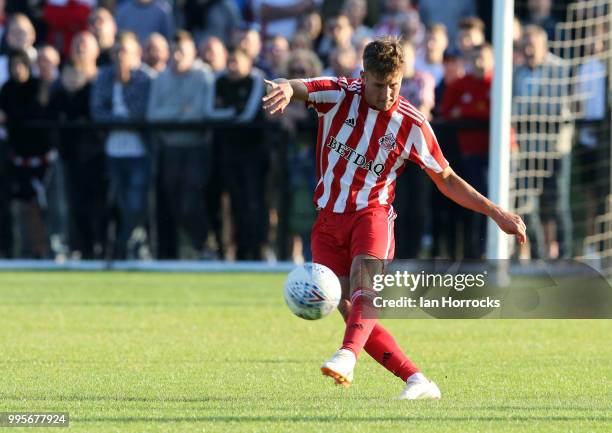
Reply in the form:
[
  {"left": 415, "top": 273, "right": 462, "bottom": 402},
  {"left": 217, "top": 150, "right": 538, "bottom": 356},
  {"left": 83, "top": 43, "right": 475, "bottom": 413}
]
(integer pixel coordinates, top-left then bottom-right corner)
[{"left": 0, "top": 0, "right": 602, "bottom": 261}]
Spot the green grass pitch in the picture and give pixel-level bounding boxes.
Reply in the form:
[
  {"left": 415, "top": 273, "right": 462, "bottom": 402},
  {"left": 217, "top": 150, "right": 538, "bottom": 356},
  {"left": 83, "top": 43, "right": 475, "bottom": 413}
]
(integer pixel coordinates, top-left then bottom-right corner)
[{"left": 0, "top": 272, "right": 610, "bottom": 432}]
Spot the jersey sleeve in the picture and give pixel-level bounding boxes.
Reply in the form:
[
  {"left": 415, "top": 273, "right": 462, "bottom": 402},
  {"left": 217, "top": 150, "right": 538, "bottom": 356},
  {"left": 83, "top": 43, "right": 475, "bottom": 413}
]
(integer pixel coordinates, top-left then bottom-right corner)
[
  {"left": 299, "top": 76, "right": 347, "bottom": 115},
  {"left": 407, "top": 119, "right": 449, "bottom": 173}
]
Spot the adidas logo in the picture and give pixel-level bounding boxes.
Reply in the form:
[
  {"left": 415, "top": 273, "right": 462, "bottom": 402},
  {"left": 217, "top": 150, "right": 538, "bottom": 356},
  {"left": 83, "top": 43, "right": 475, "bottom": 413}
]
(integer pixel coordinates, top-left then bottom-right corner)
[{"left": 344, "top": 118, "right": 356, "bottom": 127}]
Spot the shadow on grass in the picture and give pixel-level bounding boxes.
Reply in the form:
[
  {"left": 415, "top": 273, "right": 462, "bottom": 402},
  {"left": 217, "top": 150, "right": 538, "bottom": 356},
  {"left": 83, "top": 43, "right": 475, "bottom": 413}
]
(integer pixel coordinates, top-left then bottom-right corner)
[{"left": 3, "top": 394, "right": 608, "bottom": 410}]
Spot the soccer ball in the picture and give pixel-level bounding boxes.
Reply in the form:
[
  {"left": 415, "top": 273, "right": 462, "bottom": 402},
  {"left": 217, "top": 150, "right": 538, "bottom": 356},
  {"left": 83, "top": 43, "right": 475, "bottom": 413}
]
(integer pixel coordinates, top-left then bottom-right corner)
[{"left": 283, "top": 263, "right": 342, "bottom": 320}]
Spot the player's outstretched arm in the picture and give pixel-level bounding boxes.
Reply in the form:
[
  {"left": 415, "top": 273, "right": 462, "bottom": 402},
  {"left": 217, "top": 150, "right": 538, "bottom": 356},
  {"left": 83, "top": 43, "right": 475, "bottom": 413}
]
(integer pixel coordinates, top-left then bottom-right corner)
[
  {"left": 426, "top": 166, "right": 527, "bottom": 245},
  {"left": 262, "top": 78, "right": 308, "bottom": 115}
]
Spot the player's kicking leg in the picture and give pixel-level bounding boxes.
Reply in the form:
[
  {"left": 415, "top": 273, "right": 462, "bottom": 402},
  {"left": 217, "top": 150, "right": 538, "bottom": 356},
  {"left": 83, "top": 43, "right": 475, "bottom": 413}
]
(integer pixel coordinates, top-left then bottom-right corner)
[
  {"left": 320, "top": 254, "right": 381, "bottom": 388},
  {"left": 321, "top": 255, "right": 441, "bottom": 399}
]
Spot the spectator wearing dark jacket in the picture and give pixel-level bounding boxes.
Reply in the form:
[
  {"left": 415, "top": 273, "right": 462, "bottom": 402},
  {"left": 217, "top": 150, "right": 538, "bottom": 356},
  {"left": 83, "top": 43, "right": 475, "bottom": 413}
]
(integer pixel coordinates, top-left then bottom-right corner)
[
  {"left": 91, "top": 31, "right": 155, "bottom": 259},
  {"left": 0, "top": 50, "right": 52, "bottom": 258},
  {"left": 52, "top": 61, "right": 108, "bottom": 259},
  {"left": 215, "top": 48, "right": 268, "bottom": 260},
  {"left": 52, "top": 31, "right": 107, "bottom": 259}
]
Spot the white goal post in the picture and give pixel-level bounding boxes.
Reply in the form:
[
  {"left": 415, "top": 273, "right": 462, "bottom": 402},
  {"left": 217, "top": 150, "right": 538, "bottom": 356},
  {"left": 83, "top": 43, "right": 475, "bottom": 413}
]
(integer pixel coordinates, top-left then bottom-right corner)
[{"left": 487, "top": 0, "right": 515, "bottom": 259}]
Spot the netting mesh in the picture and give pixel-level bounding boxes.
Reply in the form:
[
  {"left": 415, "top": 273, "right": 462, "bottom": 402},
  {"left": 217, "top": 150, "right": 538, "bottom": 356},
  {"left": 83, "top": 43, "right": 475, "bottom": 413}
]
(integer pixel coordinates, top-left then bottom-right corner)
[{"left": 510, "top": 0, "right": 611, "bottom": 269}]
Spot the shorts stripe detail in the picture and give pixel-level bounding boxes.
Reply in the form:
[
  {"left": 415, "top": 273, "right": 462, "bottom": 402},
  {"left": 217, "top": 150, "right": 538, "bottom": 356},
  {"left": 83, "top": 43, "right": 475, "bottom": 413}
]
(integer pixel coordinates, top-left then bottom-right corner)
[{"left": 384, "top": 206, "right": 394, "bottom": 260}]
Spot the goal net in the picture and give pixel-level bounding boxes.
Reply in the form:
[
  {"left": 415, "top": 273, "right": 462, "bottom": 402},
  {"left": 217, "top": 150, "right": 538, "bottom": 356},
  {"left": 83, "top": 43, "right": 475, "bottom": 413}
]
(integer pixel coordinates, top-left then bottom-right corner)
[{"left": 510, "top": 0, "right": 611, "bottom": 271}]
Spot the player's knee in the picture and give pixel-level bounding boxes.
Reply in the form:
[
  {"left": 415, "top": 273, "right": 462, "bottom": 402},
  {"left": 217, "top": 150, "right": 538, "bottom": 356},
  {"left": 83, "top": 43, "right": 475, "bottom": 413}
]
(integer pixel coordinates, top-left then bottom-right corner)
[{"left": 349, "top": 254, "right": 384, "bottom": 292}]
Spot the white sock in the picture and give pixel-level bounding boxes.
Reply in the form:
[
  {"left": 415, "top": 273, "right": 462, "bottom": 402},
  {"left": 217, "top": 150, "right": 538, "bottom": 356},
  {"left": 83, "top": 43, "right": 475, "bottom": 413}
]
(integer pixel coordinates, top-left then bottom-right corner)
[{"left": 406, "top": 372, "right": 427, "bottom": 383}]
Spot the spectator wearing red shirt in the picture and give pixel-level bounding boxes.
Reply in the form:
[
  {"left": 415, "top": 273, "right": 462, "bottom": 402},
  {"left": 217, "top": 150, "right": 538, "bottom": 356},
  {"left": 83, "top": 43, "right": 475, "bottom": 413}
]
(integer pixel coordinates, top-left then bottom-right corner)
[
  {"left": 440, "top": 43, "right": 493, "bottom": 257},
  {"left": 43, "top": 0, "right": 94, "bottom": 59},
  {"left": 441, "top": 44, "right": 492, "bottom": 157}
]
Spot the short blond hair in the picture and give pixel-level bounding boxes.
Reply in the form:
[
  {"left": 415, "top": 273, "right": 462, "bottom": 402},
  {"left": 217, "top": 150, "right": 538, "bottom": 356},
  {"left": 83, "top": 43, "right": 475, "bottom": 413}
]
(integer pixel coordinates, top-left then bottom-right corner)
[{"left": 362, "top": 36, "right": 404, "bottom": 77}]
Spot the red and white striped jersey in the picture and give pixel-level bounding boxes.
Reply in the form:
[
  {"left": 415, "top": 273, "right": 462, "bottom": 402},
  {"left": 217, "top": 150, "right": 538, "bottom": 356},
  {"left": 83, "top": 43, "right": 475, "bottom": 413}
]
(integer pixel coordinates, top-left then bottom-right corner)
[{"left": 300, "top": 76, "right": 449, "bottom": 213}]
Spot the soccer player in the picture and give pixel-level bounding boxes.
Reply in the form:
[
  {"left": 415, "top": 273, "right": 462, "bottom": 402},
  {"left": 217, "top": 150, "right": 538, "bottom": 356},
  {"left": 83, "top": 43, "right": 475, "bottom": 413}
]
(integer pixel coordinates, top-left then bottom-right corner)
[{"left": 262, "top": 37, "right": 526, "bottom": 400}]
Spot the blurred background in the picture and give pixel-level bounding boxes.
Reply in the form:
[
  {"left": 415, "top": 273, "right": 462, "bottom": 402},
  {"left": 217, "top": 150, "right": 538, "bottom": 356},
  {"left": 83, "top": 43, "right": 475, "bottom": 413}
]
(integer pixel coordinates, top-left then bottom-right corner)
[{"left": 0, "top": 0, "right": 609, "bottom": 271}]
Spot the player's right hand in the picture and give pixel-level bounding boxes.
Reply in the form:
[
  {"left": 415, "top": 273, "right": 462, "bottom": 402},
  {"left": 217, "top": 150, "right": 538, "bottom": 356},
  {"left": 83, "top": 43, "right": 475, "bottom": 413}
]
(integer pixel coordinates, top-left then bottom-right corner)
[{"left": 262, "top": 79, "right": 294, "bottom": 115}]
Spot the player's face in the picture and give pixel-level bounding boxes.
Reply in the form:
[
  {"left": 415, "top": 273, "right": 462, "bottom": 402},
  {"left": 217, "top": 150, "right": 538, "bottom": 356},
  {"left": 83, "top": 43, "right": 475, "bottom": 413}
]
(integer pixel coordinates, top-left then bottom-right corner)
[{"left": 362, "top": 70, "right": 402, "bottom": 111}]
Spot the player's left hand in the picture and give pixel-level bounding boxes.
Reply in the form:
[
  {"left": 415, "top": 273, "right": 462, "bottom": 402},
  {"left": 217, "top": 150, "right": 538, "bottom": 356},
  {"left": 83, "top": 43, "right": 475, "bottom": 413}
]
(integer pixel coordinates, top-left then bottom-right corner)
[{"left": 494, "top": 209, "right": 527, "bottom": 244}]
